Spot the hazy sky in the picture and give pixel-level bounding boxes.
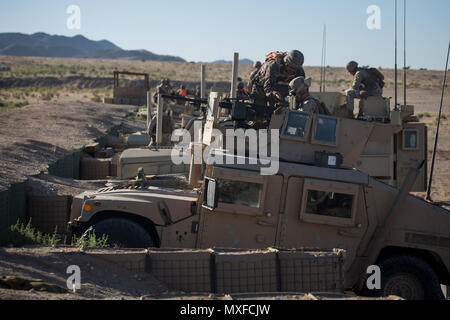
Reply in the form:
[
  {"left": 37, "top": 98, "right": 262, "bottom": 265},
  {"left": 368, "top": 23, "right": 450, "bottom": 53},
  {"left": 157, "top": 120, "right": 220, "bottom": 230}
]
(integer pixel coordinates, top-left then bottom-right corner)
[{"left": 1, "top": 0, "right": 449, "bottom": 70}]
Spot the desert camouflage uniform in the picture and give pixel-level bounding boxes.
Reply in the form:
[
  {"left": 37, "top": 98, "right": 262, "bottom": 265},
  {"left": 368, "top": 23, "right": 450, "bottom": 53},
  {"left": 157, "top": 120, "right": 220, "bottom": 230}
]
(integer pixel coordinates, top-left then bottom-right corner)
[
  {"left": 247, "top": 68, "right": 260, "bottom": 94},
  {"left": 346, "top": 68, "right": 382, "bottom": 111},
  {"left": 250, "top": 60, "right": 305, "bottom": 106},
  {"left": 153, "top": 82, "right": 173, "bottom": 103},
  {"left": 296, "top": 95, "right": 328, "bottom": 115},
  {"left": 147, "top": 113, "right": 174, "bottom": 147}
]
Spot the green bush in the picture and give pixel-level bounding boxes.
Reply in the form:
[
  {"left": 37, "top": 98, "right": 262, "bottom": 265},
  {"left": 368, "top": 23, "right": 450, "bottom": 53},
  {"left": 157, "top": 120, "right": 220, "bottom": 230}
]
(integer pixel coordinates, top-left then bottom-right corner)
[
  {"left": 0, "top": 220, "right": 109, "bottom": 248},
  {"left": 70, "top": 233, "right": 109, "bottom": 248},
  {"left": 0, "top": 101, "right": 29, "bottom": 108},
  {"left": 0, "top": 220, "right": 60, "bottom": 247}
]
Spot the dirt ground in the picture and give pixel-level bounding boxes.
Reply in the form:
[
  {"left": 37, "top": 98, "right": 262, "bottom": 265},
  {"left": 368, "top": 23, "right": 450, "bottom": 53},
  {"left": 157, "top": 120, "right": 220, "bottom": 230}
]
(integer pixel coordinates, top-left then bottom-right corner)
[
  {"left": 0, "top": 247, "right": 167, "bottom": 300},
  {"left": 0, "top": 101, "right": 146, "bottom": 191}
]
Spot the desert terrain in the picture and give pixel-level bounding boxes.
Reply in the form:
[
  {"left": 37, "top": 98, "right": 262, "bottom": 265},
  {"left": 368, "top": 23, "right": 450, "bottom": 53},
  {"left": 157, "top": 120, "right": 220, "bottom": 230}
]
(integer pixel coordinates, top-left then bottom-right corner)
[{"left": 0, "top": 56, "right": 448, "bottom": 300}]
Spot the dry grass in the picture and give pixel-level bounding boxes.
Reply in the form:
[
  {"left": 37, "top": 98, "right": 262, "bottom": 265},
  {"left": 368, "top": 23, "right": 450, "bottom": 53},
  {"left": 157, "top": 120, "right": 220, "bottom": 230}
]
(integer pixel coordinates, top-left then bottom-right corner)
[{"left": 0, "top": 56, "right": 448, "bottom": 112}]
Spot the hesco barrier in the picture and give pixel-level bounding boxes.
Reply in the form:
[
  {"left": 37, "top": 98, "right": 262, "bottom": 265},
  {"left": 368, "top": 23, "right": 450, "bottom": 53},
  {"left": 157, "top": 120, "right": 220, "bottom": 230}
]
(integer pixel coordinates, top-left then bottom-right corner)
[
  {"left": 0, "top": 182, "right": 27, "bottom": 232},
  {"left": 0, "top": 131, "right": 117, "bottom": 232},
  {"left": 278, "top": 248, "right": 346, "bottom": 293},
  {"left": 81, "top": 157, "right": 111, "bottom": 180},
  {"left": 47, "top": 151, "right": 82, "bottom": 179},
  {"left": 214, "top": 249, "right": 278, "bottom": 294},
  {"left": 147, "top": 249, "right": 213, "bottom": 293},
  {"left": 27, "top": 195, "right": 71, "bottom": 235},
  {"left": 147, "top": 248, "right": 346, "bottom": 294}
]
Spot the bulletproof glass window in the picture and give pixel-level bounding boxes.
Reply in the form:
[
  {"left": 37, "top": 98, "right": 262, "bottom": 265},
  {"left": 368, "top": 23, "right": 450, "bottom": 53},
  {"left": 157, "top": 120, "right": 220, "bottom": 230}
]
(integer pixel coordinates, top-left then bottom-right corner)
[
  {"left": 284, "top": 112, "right": 310, "bottom": 138},
  {"left": 217, "top": 178, "right": 262, "bottom": 208},
  {"left": 403, "top": 130, "right": 418, "bottom": 150},
  {"left": 314, "top": 116, "right": 337, "bottom": 143},
  {"left": 305, "top": 190, "right": 353, "bottom": 219}
]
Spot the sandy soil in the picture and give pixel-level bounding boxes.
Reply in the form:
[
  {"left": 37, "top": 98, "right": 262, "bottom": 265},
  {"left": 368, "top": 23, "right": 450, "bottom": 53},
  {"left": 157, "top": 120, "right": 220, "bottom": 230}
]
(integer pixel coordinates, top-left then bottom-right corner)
[
  {"left": 0, "top": 247, "right": 167, "bottom": 300},
  {"left": 0, "top": 101, "right": 146, "bottom": 191}
]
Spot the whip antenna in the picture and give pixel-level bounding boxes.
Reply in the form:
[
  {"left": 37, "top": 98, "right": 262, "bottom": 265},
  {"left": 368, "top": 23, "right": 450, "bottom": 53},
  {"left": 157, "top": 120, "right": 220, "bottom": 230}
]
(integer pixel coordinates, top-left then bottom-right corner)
[
  {"left": 426, "top": 41, "right": 450, "bottom": 202},
  {"left": 394, "top": 0, "right": 398, "bottom": 110},
  {"left": 403, "top": 0, "right": 407, "bottom": 106}
]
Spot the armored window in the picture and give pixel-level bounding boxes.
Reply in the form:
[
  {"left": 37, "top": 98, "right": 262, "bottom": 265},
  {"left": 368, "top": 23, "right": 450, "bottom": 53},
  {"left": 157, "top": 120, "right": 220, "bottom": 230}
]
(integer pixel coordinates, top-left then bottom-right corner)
[
  {"left": 300, "top": 179, "right": 359, "bottom": 227},
  {"left": 403, "top": 129, "right": 418, "bottom": 150},
  {"left": 284, "top": 112, "right": 310, "bottom": 138},
  {"left": 217, "top": 178, "right": 263, "bottom": 208},
  {"left": 305, "top": 190, "right": 353, "bottom": 218},
  {"left": 314, "top": 116, "right": 337, "bottom": 143}
]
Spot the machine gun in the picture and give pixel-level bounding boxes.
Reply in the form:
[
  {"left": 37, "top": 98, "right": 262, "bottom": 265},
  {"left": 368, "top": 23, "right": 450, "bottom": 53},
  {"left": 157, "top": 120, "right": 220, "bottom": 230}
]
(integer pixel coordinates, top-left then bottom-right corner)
[
  {"left": 218, "top": 100, "right": 282, "bottom": 129},
  {"left": 159, "top": 94, "right": 208, "bottom": 116}
]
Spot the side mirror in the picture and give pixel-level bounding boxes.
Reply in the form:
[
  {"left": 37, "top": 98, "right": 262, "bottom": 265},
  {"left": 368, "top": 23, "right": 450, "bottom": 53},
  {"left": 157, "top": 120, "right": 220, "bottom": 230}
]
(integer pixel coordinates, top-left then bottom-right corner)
[{"left": 202, "top": 177, "right": 218, "bottom": 210}]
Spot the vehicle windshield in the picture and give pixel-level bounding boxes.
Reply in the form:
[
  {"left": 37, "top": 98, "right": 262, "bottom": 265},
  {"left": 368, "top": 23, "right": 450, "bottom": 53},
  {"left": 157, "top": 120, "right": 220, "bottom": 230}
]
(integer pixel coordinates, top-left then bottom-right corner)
[{"left": 284, "top": 112, "right": 310, "bottom": 138}]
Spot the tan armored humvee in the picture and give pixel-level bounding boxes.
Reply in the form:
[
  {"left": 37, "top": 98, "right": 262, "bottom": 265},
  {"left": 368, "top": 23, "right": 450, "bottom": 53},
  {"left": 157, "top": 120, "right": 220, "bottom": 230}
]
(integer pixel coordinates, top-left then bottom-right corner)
[{"left": 68, "top": 93, "right": 449, "bottom": 300}]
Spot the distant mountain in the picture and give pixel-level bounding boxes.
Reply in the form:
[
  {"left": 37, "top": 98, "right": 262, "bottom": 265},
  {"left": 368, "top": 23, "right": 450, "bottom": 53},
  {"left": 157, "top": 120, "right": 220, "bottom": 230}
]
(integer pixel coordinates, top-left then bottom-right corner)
[
  {"left": 0, "top": 32, "right": 185, "bottom": 62},
  {"left": 211, "top": 58, "right": 254, "bottom": 65},
  {"left": 81, "top": 49, "right": 185, "bottom": 62}
]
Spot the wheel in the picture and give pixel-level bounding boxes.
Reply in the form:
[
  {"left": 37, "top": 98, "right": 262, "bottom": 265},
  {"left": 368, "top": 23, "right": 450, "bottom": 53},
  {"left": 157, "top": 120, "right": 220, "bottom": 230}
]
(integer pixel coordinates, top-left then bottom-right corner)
[
  {"left": 371, "top": 255, "right": 444, "bottom": 300},
  {"left": 83, "top": 218, "right": 155, "bottom": 248}
]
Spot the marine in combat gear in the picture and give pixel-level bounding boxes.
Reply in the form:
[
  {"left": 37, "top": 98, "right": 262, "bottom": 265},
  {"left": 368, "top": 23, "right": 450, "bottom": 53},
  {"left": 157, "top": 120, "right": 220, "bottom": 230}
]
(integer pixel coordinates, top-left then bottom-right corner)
[
  {"left": 153, "top": 78, "right": 173, "bottom": 103},
  {"left": 345, "top": 61, "right": 383, "bottom": 113},
  {"left": 250, "top": 50, "right": 306, "bottom": 106},
  {"left": 289, "top": 76, "right": 329, "bottom": 114},
  {"left": 247, "top": 61, "right": 262, "bottom": 93}
]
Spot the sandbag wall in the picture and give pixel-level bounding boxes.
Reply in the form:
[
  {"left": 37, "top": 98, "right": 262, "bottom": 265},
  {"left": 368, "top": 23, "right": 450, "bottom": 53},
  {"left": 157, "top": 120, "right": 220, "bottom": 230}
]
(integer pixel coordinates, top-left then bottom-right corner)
[{"left": 147, "top": 248, "right": 346, "bottom": 294}]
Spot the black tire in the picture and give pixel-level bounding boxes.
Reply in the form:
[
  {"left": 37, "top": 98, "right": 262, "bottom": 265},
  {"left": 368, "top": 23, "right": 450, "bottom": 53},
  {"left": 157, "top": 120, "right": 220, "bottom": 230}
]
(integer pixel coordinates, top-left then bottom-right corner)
[
  {"left": 83, "top": 218, "right": 155, "bottom": 248},
  {"left": 368, "top": 255, "right": 444, "bottom": 300}
]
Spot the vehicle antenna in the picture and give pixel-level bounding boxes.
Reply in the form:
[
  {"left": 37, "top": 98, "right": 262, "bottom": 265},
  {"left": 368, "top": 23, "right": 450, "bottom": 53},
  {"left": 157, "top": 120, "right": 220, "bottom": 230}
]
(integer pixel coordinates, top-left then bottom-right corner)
[
  {"left": 394, "top": 0, "right": 398, "bottom": 111},
  {"left": 403, "top": 0, "right": 407, "bottom": 106},
  {"left": 320, "top": 24, "right": 325, "bottom": 92},
  {"left": 322, "top": 24, "right": 327, "bottom": 92},
  {"left": 426, "top": 41, "right": 450, "bottom": 202}
]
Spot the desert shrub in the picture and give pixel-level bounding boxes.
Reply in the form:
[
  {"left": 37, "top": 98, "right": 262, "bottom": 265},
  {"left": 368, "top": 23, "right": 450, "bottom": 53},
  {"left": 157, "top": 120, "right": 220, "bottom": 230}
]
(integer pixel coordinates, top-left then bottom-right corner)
[
  {"left": 70, "top": 233, "right": 109, "bottom": 248},
  {"left": 0, "top": 220, "right": 60, "bottom": 247},
  {"left": 0, "top": 219, "right": 110, "bottom": 248},
  {"left": 91, "top": 95, "right": 102, "bottom": 103}
]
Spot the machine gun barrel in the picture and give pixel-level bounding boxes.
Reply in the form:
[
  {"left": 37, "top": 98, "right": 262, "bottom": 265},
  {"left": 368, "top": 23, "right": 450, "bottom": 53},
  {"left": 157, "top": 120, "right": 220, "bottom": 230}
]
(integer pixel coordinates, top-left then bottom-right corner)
[
  {"left": 219, "top": 101, "right": 276, "bottom": 115},
  {"left": 160, "top": 94, "right": 208, "bottom": 104}
]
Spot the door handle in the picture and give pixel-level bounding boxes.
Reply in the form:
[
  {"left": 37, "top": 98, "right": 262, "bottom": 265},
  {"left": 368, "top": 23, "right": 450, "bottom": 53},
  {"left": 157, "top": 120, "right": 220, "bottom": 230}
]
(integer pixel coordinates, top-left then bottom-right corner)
[{"left": 256, "top": 220, "right": 275, "bottom": 227}]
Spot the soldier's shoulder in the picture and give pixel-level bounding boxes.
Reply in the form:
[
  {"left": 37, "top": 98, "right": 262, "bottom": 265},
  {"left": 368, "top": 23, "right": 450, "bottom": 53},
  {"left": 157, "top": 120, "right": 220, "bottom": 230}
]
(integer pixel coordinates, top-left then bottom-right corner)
[{"left": 357, "top": 68, "right": 369, "bottom": 76}]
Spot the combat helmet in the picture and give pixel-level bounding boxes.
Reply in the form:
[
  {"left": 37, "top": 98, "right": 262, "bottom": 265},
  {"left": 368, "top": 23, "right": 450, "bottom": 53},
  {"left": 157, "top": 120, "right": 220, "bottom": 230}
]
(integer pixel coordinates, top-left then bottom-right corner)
[
  {"left": 289, "top": 76, "right": 312, "bottom": 95},
  {"left": 253, "top": 61, "right": 262, "bottom": 69},
  {"left": 284, "top": 50, "right": 304, "bottom": 70},
  {"left": 346, "top": 61, "right": 358, "bottom": 73}
]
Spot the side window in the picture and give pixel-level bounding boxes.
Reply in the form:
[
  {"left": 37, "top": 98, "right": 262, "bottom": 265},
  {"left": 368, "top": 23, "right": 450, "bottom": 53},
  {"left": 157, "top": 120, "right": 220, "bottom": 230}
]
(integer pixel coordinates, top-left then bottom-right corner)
[
  {"left": 403, "top": 129, "right": 418, "bottom": 150},
  {"left": 314, "top": 116, "right": 337, "bottom": 143},
  {"left": 217, "top": 178, "right": 263, "bottom": 208},
  {"left": 300, "top": 179, "right": 358, "bottom": 227},
  {"left": 284, "top": 112, "right": 310, "bottom": 139},
  {"left": 306, "top": 190, "right": 353, "bottom": 218}
]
